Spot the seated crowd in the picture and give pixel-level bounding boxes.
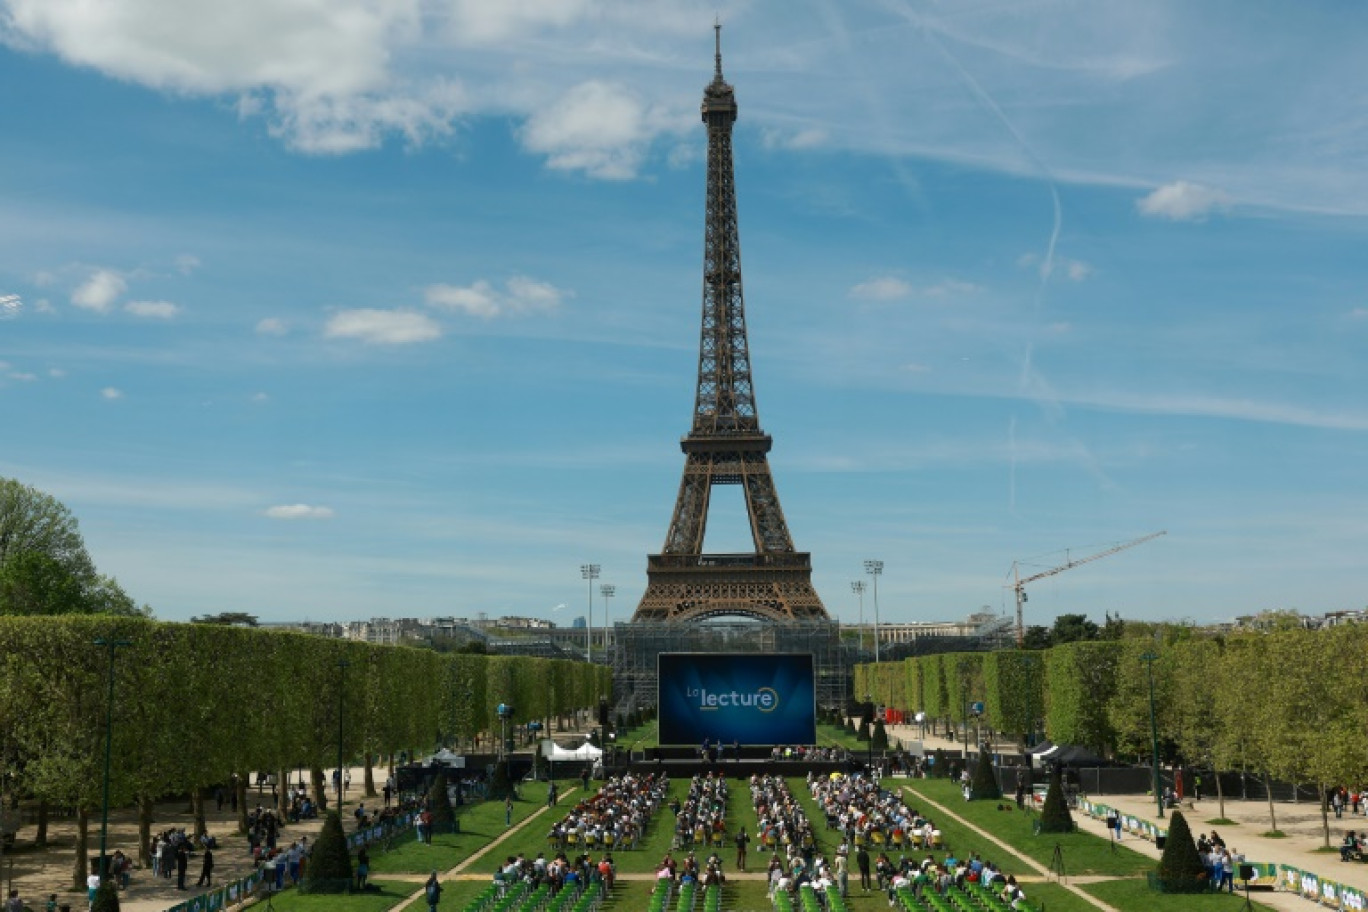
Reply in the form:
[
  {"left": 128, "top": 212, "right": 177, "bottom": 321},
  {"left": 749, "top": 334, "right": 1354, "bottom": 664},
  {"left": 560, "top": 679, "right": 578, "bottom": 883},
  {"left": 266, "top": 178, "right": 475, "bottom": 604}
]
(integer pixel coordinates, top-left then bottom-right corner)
[
  {"left": 809, "top": 771, "right": 942, "bottom": 852},
  {"left": 546, "top": 771, "right": 668, "bottom": 851},
  {"left": 495, "top": 850, "right": 617, "bottom": 894},
  {"left": 672, "top": 772, "right": 731, "bottom": 851}
]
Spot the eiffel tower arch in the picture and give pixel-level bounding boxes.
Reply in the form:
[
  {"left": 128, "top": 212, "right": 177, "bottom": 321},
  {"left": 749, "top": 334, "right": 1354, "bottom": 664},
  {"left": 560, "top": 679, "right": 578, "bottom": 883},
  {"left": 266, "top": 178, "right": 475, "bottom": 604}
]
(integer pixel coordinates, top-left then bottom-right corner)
[{"left": 632, "top": 28, "right": 828, "bottom": 626}]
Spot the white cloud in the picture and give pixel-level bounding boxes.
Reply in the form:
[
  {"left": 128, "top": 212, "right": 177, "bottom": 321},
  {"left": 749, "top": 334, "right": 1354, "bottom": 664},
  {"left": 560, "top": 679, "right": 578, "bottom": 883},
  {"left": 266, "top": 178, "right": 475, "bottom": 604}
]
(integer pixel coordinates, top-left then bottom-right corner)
[
  {"left": 425, "top": 276, "right": 569, "bottom": 318},
  {"left": 922, "top": 279, "right": 982, "bottom": 298},
  {"left": 175, "top": 254, "right": 201, "bottom": 274},
  {"left": 252, "top": 392, "right": 270, "bottom": 402},
  {"left": 264, "top": 504, "right": 335, "bottom": 520},
  {"left": 762, "top": 127, "right": 830, "bottom": 151},
  {"left": 900, "top": 362, "right": 932, "bottom": 374},
  {"left": 425, "top": 280, "right": 498, "bottom": 318},
  {"left": 519, "top": 81, "right": 667, "bottom": 179},
  {"left": 35, "top": 298, "right": 54, "bottom": 313},
  {"left": 8, "top": 371, "right": 37, "bottom": 382},
  {"left": 849, "top": 276, "right": 982, "bottom": 302},
  {"left": 1137, "top": 181, "right": 1232, "bottom": 221},
  {"left": 48, "top": 368, "right": 66, "bottom": 378},
  {"left": 1, "top": 0, "right": 465, "bottom": 154},
  {"left": 125, "top": 299, "right": 180, "bottom": 319},
  {"left": 255, "top": 317, "right": 288, "bottom": 335},
  {"left": 0, "top": 293, "right": 21, "bottom": 318},
  {"left": 324, "top": 308, "right": 441, "bottom": 344},
  {"left": 72, "top": 269, "right": 126, "bottom": 311},
  {"left": 101, "top": 387, "right": 123, "bottom": 400},
  {"left": 849, "top": 277, "right": 912, "bottom": 301},
  {"left": 1350, "top": 307, "right": 1368, "bottom": 319},
  {"left": 1018, "top": 252, "right": 1091, "bottom": 281}
]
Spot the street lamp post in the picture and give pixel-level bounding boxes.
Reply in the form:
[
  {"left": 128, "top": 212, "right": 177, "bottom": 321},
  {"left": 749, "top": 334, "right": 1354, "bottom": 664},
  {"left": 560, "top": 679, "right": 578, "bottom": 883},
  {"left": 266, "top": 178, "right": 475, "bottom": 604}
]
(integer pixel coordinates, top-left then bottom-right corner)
[
  {"left": 865, "top": 693, "right": 874, "bottom": 772},
  {"left": 1142, "top": 651, "right": 1164, "bottom": 819},
  {"left": 93, "top": 637, "right": 132, "bottom": 886},
  {"left": 599, "top": 583, "right": 615, "bottom": 657},
  {"left": 850, "top": 581, "right": 866, "bottom": 657},
  {"left": 581, "top": 564, "right": 600, "bottom": 662},
  {"left": 863, "top": 561, "right": 883, "bottom": 664},
  {"left": 337, "top": 659, "right": 350, "bottom": 811}
]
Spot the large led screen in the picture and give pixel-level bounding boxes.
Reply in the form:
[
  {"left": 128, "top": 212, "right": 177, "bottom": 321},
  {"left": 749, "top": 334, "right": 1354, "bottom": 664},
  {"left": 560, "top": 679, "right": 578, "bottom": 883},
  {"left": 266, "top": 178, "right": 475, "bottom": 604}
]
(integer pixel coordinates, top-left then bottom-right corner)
[{"left": 657, "top": 652, "right": 816, "bottom": 745}]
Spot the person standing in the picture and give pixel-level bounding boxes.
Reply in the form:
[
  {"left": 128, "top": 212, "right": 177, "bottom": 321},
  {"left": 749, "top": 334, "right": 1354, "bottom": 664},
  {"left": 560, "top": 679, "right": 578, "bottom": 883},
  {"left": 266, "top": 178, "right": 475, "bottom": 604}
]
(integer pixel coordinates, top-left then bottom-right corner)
[
  {"left": 856, "top": 844, "right": 872, "bottom": 891},
  {"left": 425, "top": 871, "right": 443, "bottom": 911},
  {"left": 5, "top": 889, "right": 23, "bottom": 912},
  {"left": 356, "top": 846, "right": 370, "bottom": 890},
  {"left": 835, "top": 850, "right": 849, "bottom": 899},
  {"left": 734, "top": 826, "right": 749, "bottom": 871},
  {"left": 196, "top": 846, "right": 215, "bottom": 887},
  {"left": 175, "top": 842, "right": 190, "bottom": 890},
  {"left": 505, "top": 795, "right": 514, "bottom": 828}
]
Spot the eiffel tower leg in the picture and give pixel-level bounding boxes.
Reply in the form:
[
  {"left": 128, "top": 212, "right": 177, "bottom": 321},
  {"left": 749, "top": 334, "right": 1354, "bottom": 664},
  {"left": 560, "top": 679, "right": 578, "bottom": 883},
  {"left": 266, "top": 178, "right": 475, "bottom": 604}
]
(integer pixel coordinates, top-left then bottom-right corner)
[
  {"left": 740, "top": 455, "right": 794, "bottom": 553},
  {"left": 663, "top": 455, "right": 713, "bottom": 555}
]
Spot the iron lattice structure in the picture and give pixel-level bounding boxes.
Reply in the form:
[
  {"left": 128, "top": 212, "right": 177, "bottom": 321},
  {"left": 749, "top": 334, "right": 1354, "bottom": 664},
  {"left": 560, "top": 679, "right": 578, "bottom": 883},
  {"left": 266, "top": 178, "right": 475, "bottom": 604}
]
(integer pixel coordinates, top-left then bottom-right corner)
[
  {"left": 611, "top": 621, "right": 848, "bottom": 718},
  {"left": 632, "top": 28, "right": 828, "bottom": 625}
]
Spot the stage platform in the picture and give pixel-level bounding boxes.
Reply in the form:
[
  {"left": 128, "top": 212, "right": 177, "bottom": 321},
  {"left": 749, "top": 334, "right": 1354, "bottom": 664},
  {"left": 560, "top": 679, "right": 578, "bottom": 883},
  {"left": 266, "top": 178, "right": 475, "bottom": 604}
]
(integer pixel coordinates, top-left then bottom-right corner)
[{"left": 617, "top": 757, "right": 864, "bottom": 778}]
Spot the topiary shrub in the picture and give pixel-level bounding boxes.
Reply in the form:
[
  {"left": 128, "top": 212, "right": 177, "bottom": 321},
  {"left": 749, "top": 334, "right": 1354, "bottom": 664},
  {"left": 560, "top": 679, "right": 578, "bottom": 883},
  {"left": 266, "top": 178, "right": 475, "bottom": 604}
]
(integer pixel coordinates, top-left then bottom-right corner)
[
  {"left": 857, "top": 720, "right": 871, "bottom": 742},
  {"left": 970, "top": 747, "right": 1002, "bottom": 800},
  {"left": 301, "top": 811, "right": 353, "bottom": 893},
  {"left": 1155, "top": 810, "right": 1209, "bottom": 893},
  {"left": 488, "top": 760, "right": 516, "bottom": 800},
  {"left": 428, "top": 773, "right": 455, "bottom": 832},
  {"left": 1037, "top": 767, "right": 1074, "bottom": 833},
  {"left": 91, "top": 881, "right": 121, "bottom": 912},
  {"left": 871, "top": 719, "right": 889, "bottom": 751},
  {"left": 931, "top": 748, "right": 947, "bottom": 778}
]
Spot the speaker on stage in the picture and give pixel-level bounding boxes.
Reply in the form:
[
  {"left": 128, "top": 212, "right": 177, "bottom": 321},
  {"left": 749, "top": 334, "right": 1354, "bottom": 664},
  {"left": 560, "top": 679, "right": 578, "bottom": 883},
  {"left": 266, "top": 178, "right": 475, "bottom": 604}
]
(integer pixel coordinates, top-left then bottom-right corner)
[{"left": 1240, "top": 864, "right": 1255, "bottom": 882}]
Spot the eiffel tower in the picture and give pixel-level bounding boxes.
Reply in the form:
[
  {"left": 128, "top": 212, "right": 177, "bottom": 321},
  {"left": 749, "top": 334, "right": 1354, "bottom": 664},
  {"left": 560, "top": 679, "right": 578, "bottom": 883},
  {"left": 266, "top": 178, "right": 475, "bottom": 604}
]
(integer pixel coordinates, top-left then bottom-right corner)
[{"left": 632, "top": 27, "right": 828, "bottom": 625}]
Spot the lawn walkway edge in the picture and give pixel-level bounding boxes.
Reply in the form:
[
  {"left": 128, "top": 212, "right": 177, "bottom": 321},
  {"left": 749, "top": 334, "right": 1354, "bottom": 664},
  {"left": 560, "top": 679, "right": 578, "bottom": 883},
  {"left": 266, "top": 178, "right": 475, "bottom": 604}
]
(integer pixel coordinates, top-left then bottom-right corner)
[{"left": 900, "top": 782, "right": 1121, "bottom": 912}]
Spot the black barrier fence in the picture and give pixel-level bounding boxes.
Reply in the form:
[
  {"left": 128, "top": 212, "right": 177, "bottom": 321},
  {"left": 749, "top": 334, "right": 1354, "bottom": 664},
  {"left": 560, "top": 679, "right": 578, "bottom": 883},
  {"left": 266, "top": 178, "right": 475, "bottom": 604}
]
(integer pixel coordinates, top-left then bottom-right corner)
[{"left": 980, "top": 758, "right": 1323, "bottom": 803}]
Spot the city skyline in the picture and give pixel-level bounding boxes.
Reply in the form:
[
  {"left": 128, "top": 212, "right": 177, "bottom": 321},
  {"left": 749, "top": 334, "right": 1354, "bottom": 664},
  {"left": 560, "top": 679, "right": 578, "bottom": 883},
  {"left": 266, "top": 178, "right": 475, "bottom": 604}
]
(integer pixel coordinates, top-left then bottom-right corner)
[{"left": 2, "top": 2, "right": 1366, "bottom": 626}]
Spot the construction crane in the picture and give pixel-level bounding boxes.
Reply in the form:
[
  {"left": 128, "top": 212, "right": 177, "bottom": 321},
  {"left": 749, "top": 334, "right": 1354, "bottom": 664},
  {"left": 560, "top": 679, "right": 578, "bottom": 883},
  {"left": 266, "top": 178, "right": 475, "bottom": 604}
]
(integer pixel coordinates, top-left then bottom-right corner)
[{"left": 1008, "top": 531, "right": 1167, "bottom": 646}]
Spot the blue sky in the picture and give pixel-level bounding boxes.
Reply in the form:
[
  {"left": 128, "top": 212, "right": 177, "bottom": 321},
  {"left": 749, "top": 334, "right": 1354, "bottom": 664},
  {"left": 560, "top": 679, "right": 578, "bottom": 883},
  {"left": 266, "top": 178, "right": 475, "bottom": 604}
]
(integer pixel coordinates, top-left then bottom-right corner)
[{"left": 2, "top": 0, "right": 1366, "bottom": 628}]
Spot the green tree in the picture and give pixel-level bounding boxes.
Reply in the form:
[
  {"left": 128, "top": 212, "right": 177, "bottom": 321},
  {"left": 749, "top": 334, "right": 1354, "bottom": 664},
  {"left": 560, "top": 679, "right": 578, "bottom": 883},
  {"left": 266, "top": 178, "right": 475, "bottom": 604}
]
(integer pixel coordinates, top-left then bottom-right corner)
[
  {"left": 1051, "top": 613, "right": 1100, "bottom": 644},
  {"left": 1155, "top": 810, "right": 1207, "bottom": 893},
  {"left": 1038, "top": 766, "right": 1073, "bottom": 833},
  {"left": 190, "top": 611, "right": 259, "bottom": 626},
  {"left": 0, "top": 477, "right": 96, "bottom": 580},
  {"left": 970, "top": 747, "right": 1001, "bottom": 800},
  {"left": 302, "top": 812, "right": 353, "bottom": 893},
  {"left": 91, "top": 880, "right": 121, "bottom": 912},
  {"left": 428, "top": 773, "right": 456, "bottom": 832},
  {"left": 871, "top": 718, "right": 889, "bottom": 751}
]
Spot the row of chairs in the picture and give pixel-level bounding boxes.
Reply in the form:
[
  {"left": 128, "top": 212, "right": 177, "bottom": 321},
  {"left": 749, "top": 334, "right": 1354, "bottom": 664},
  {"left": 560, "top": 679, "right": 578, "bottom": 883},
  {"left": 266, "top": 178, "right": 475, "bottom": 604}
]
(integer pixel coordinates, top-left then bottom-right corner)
[
  {"left": 550, "top": 829, "right": 637, "bottom": 852},
  {"left": 853, "top": 829, "right": 944, "bottom": 850}
]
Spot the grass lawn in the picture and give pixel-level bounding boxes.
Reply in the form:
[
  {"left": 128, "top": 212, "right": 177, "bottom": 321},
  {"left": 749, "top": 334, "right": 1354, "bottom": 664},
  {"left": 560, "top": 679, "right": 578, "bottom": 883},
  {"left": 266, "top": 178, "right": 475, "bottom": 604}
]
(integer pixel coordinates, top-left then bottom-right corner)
[
  {"left": 1083, "top": 876, "right": 1278, "bottom": 910},
  {"left": 243, "top": 878, "right": 413, "bottom": 911},
  {"left": 366, "top": 787, "right": 566, "bottom": 876},
  {"left": 900, "top": 779, "right": 1154, "bottom": 877},
  {"left": 463, "top": 775, "right": 697, "bottom": 876}
]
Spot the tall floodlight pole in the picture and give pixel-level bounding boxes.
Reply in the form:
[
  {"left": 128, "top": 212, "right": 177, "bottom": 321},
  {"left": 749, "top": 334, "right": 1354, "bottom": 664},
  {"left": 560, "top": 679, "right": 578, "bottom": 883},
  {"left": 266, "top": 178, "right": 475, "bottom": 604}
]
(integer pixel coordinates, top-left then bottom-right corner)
[
  {"left": 337, "top": 659, "right": 350, "bottom": 810},
  {"left": 581, "top": 564, "right": 600, "bottom": 662},
  {"left": 600, "top": 584, "right": 615, "bottom": 654},
  {"left": 863, "top": 560, "right": 883, "bottom": 664},
  {"left": 94, "top": 637, "right": 132, "bottom": 885},
  {"left": 850, "top": 581, "right": 866, "bottom": 656},
  {"left": 1142, "top": 651, "right": 1164, "bottom": 819}
]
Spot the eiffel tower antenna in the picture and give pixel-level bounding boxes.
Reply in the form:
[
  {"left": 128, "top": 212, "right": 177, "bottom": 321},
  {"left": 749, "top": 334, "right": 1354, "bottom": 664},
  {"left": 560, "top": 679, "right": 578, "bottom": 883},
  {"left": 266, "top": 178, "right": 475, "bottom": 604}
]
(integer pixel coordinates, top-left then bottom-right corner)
[
  {"left": 714, "top": 18, "right": 723, "bottom": 80},
  {"left": 632, "top": 31, "right": 828, "bottom": 625}
]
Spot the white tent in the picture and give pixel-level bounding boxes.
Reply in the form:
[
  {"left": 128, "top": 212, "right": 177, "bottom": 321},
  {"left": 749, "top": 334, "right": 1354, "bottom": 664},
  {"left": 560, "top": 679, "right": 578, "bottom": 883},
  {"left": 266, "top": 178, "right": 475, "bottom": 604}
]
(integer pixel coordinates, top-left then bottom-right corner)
[
  {"left": 425, "top": 748, "right": 466, "bottom": 768},
  {"left": 540, "top": 740, "right": 603, "bottom": 762}
]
